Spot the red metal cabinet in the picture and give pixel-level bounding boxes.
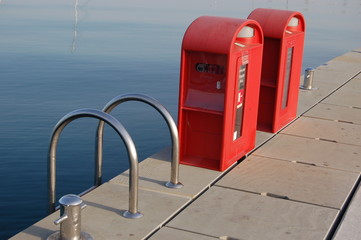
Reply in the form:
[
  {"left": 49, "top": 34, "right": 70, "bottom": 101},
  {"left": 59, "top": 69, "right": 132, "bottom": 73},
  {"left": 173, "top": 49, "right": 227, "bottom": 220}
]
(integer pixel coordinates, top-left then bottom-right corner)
[
  {"left": 248, "top": 9, "right": 305, "bottom": 133},
  {"left": 177, "top": 16, "right": 263, "bottom": 171}
]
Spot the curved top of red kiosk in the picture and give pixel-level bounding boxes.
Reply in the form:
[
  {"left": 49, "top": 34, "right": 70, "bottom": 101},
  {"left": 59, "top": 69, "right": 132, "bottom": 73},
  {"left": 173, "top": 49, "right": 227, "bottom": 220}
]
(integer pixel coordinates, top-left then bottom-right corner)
[
  {"left": 248, "top": 8, "right": 305, "bottom": 39},
  {"left": 182, "top": 16, "right": 263, "bottom": 54}
]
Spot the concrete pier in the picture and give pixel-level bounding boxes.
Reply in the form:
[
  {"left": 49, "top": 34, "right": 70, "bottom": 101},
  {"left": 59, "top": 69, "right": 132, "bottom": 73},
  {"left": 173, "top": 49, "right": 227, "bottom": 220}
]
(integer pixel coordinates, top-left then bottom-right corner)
[{"left": 10, "top": 48, "right": 361, "bottom": 239}]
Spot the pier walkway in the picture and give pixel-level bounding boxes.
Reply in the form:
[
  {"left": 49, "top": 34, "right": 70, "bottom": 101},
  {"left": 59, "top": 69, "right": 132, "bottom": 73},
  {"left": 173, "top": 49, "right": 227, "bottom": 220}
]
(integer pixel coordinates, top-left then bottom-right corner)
[{"left": 10, "top": 48, "right": 361, "bottom": 239}]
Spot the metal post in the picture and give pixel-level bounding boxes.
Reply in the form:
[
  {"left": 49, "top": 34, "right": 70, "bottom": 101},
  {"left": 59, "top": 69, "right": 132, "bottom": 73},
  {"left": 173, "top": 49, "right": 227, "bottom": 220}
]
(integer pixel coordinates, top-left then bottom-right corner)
[
  {"left": 47, "top": 194, "right": 93, "bottom": 240},
  {"left": 300, "top": 67, "right": 315, "bottom": 90},
  {"left": 95, "top": 93, "right": 183, "bottom": 189},
  {"left": 48, "top": 108, "right": 143, "bottom": 219}
]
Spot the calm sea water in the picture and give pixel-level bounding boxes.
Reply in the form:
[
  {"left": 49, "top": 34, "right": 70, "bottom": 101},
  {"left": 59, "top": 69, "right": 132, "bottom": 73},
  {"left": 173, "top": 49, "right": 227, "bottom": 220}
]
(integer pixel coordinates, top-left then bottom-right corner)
[{"left": 0, "top": 0, "right": 360, "bottom": 238}]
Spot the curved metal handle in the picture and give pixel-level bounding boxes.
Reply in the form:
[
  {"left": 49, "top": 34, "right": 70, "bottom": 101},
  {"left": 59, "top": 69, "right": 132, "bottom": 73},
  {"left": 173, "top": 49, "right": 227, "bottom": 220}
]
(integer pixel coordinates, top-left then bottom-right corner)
[
  {"left": 47, "top": 108, "right": 142, "bottom": 219},
  {"left": 95, "top": 93, "right": 182, "bottom": 189}
]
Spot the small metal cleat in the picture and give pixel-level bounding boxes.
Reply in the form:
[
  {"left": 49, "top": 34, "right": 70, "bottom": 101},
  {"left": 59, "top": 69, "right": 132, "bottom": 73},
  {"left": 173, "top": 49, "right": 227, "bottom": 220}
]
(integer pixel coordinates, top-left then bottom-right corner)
[
  {"left": 47, "top": 194, "right": 93, "bottom": 240},
  {"left": 300, "top": 67, "right": 315, "bottom": 90}
]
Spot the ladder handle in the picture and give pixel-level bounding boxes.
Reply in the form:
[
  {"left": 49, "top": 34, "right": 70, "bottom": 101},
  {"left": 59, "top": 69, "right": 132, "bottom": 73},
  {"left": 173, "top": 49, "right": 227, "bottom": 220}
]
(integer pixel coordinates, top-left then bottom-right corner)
[
  {"left": 95, "top": 93, "right": 182, "bottom": 188},
  {"left": 48, "top": 108, "right": 140, "bottom": 216}
]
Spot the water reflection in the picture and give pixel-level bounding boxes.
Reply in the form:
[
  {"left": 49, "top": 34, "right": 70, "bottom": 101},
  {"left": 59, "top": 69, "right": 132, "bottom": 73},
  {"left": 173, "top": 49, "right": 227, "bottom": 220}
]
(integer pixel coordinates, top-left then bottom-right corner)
[
  {"left": 71, "top": 0, "right": 92, "bottom": 53},
  {"left": 71, "top": 0, "right": 78, "bottom": 52}
]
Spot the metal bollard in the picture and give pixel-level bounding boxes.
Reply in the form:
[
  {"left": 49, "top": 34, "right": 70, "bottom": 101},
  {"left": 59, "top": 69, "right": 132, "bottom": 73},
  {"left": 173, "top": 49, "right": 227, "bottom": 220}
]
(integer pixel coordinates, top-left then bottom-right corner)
[
  {"left": 300, "top": 67, "right": 315, "bottom": 90},
  {"left": 47, "top": 194, "right": 93, "bottom": 240}
]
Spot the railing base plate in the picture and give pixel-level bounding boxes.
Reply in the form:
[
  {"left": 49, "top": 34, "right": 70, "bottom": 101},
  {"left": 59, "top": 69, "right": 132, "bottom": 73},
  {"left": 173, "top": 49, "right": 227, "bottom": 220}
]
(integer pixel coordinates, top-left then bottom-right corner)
[
  {"left": 47, "top": 231, "right": 93, "bottom": 240},
  {"left": 165, "top": 181, "right": 184, "bottom": 189},
  {"left": 123, "top": 210, "right": 143, "bottom": 219}
]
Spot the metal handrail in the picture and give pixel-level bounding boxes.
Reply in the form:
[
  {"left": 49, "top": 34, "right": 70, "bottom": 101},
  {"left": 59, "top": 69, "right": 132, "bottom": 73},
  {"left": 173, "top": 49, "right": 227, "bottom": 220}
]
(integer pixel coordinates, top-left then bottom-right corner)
[
  {"left": 48, "top": 108, "right": 143, "bottom": 219},
  {"left": 95, "top": 93, "right": 182, "bottom": 189}
]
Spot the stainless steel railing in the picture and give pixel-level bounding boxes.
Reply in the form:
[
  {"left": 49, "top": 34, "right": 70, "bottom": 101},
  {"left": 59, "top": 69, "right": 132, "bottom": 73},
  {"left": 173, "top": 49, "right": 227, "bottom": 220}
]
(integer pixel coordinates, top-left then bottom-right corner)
[
  {"left": 95, "top": 93, "right": 182, "bottom": 189},
  {"left": 48, "top": 108, "right": 142, "bottom": 219}
]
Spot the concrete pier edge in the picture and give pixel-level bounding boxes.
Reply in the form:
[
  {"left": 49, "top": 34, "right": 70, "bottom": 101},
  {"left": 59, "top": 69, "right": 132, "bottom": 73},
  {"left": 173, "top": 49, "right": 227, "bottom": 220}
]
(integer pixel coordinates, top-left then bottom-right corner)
[{"left": 10, "top": 47, "right": 361, "bottom": 240}]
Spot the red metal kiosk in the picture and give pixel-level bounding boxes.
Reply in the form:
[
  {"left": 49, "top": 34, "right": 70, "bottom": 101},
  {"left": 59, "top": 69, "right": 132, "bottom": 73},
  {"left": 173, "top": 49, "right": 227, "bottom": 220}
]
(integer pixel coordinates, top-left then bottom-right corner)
[
  {"left": 177, "top": 16, "right": 263, "bottom": 171},
  {"left": 248, "top": 9, "right": 305, "bottom": 133}
]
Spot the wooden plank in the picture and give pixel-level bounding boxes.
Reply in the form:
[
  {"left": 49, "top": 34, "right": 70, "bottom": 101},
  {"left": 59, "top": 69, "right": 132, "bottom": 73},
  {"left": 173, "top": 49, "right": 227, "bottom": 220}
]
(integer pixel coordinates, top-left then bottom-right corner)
[
  {"left": 216, "top": 156, "right": 359, "bottom": 209},
  {"left": 253, "top": 134, "right": 361, "bottom": 172},
  {"left": 281, "top": 117, "right": 361, "bottom": 146},
  {"left": 167, "top": 186, "right": 338, "bottom": 240}
]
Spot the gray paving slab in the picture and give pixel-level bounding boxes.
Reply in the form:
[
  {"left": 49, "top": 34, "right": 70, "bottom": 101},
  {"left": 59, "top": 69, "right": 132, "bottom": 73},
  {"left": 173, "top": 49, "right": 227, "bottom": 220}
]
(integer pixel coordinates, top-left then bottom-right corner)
[
  {"left": 110, "top": 147, "right": 221, "bottom": 199},
  {"left": 297, "top": 79, "right": 339, "bottom": 116},
  {"left": 167, "top": 186, "right": 338, "bottom": 240},
  {"left": 309, "top": 67, "right": 355, "bottom": 86},
  {"left": 354, "top": 71, "right": 361, "bottom": 78},
  {"left": 216, "top": 156, "right": 359, "bottom": 209},
  {"left": 316, "top": 51, "right": 361, "bottom": 78},
  {"left": 255, "top": 130, "right": 274, "bottom": 148},
  {"left": 10, "top": 182, "right": 190, "bottom": 240},
  {"left": 304, "top": 103, "right": 361, "bottom": 125},
  {"left": 334, "top": 183, "right": 361, "bottom": 240},
  {"left": 341, "top": 74, "right": 361, "bottom": 91},
  {"left": 322, "top": 86, "right": 361, "bottom": 109},
  {"left": 298, "top": 71, "right": 361, "bottom": 116},
  {"left": 253, "top": 134, "right": 361, "bottom": 172},
  {"left": 334, "top": 51, "right": 361, "bottom": 64},
  {"left": 149, "top": 227, "right": 217, "bottom": 240},
  {"left": 281, "top": 116, "right": 361, "bottom": 146}
]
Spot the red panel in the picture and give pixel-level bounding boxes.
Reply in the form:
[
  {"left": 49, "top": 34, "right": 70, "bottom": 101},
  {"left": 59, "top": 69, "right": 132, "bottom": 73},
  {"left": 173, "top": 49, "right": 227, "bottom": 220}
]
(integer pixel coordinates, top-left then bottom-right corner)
[
  {"left": 248, "top": 9, "right": 306, "bottom": 133},
  {"left": 178, "top": 16, "right": 263, "bottom": 171},
  {"left": 180, "top": 110, "right": 222, "bottom": 170},
  {"left": 248, "top": 8, "right": 305, "bottom": 39},
  {"left": 257, "top": 86, "right": 276, "bottom": 131},
  {"left": 184, "top": 52, "right": 227, "bottom": 112},
  {"left": 260, "top": 39, "right": 281, "bottom": 87}
]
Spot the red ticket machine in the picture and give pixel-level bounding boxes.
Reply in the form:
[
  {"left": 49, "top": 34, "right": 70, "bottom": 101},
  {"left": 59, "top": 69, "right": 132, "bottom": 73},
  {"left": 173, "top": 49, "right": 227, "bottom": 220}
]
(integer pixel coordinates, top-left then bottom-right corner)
[
  {"left": 177, "top": 16, "right": 263, "bottom": 171},
  {"left": 248, "top": 9, "right": 305, "bottom": 133}
]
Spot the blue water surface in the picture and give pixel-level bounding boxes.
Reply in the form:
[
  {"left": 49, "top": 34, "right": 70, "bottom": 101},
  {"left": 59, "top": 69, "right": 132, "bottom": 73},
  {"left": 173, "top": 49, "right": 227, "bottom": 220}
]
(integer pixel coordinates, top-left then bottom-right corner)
[{"left": 0, "top": 0, "right": 360, "bottom": 239}]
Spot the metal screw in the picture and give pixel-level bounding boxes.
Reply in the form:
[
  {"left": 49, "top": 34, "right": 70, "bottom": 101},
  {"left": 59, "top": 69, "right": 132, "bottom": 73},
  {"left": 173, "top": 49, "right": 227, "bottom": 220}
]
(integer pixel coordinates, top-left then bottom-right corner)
[
  {"left": 47, "top": 194, "right": 93, "bottom": 240},
  {"left": 300, "top": 67, "right": 315, "bottom": 90}
]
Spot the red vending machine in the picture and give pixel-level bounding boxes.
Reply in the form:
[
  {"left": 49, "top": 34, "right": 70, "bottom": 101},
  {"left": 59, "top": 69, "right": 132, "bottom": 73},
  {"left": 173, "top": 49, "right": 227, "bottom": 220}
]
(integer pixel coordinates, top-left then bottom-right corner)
[
  {"left": 177, "top": 16, "right": 263, "bottom": 171},
  {"left": 248, "top": 9, "right": 305, "bottom": 133}
]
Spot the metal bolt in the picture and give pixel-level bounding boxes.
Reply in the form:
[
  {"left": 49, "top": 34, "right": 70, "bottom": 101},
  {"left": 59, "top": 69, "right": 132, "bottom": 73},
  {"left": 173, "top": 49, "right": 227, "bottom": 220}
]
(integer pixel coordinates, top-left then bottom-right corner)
[
  {"left": 47, "top": 194, "right": 93, "bottom": 240},
  {"left": 300, "top": 67, "right": 315, "bottom": 90}
]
